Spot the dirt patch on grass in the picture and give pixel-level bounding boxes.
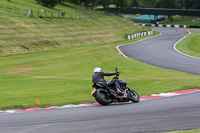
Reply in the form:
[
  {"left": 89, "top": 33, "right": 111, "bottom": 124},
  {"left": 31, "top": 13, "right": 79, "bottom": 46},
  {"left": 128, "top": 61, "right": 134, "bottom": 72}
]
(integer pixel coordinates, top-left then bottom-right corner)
[
  {"left": 12, "top": 65, "right": 195, "bottom": 80},
  {"left": 12, "top": 64, "right": 91, "bottom": 80},
  {"left": 12, "top": 64, "right": 40, "bottom": 77},
  {"left": 123, "top": 77, "right": 195, "bottom": 80},
  {"left": 58, "top": 45, "right": 111, "bottom": 58}
]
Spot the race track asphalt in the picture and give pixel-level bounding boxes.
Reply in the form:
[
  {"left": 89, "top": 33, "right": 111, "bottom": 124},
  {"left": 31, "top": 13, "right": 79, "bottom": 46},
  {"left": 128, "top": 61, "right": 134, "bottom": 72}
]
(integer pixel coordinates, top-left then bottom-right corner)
[
  {"left": 1, "top": 92, "right": 200, "bottom": 133},
  {"left": 118, "top": 27, "right": 200, "bottom": 75}
]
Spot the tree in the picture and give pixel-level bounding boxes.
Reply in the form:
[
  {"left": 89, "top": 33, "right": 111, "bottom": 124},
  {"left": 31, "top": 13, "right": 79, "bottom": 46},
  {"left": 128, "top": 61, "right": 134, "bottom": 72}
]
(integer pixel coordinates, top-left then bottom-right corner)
[
  {"left": 113, "top": 0, "right": 129, "bottom": 14},
  {"left": 98, "top": 0, "right": 111, "bottom": 12},
  {"left": 66, "top": 0, "right": 80, "bottom": 5},
  {"left": 128, "top": 0, "right": 138, "bottom": 8},
  {"left": 35, "top": 0, "right": 58, "bottom": 8},
  {"left": 137, "top": 0, "right": 180, "bottom": 21},
  {"left": 183, "top": 0, "right": 200, "bottom": 9},
  {"left": 58, "top": 0, "right": 65, "bottom": 4},
  {"left": 137, "top": 0, "right": 156, "bottom": 8}
]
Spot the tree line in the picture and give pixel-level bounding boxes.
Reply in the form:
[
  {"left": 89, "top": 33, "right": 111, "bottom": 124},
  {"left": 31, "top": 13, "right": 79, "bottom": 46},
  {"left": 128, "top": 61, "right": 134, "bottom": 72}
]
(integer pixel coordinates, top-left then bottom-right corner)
[
  {"left": 7, "top": 0, "right": 200, "bottom": 10},
  {"left": 65, "top": 0, "right": 200, "bottom": 10}
]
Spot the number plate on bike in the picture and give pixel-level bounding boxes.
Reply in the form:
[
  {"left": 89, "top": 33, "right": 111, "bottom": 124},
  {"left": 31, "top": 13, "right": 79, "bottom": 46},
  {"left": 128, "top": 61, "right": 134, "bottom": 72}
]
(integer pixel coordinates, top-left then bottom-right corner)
[{"left": 91, "top": 88, "right": 96, "bottom": 96}]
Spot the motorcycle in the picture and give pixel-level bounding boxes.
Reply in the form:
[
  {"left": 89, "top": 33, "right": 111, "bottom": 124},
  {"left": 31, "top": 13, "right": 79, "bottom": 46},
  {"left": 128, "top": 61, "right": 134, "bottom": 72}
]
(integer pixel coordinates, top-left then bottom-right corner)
[{"left": 90, "top": 67, "right": 140, "bottom": 105}]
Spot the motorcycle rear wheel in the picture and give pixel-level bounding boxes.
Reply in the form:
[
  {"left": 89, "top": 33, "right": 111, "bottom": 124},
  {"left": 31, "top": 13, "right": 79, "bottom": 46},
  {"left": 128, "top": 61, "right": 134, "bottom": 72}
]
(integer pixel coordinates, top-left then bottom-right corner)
[{"left": 95, "top": 89, "right": 112, "bottom": 105}]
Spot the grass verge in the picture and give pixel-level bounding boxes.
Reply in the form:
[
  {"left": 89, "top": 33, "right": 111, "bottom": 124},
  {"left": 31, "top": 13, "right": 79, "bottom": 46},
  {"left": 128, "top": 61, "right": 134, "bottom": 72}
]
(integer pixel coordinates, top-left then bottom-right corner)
[
  {"left": 1, "top": 32, "right": 200, "bottom": 110},
  {"left": 175, "top": 33, "right": 200, "bottom": 58},
  {"left": 0, "top": 15, "right": 150, "bottom": 56},
  {"left": 164, "top": 129, "right": 200, "bottom": 133}
]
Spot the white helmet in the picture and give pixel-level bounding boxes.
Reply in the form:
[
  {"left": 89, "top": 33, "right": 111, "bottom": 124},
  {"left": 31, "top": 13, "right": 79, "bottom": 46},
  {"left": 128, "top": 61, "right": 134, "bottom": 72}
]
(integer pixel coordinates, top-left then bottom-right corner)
[{"left": 94, "top": 67, "right": 102, "bottom": 73}]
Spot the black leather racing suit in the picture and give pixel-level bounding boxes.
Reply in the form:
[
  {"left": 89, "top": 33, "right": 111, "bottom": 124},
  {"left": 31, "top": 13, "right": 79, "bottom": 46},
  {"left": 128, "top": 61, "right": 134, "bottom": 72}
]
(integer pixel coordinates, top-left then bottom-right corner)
[{"left": 92, "top": 72, "right": 120, "bottom": 89}]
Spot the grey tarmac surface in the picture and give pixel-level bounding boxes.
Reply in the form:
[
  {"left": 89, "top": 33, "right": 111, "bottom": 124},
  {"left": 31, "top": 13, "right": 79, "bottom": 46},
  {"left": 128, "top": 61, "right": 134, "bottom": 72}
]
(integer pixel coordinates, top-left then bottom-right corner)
[
  {"left": 1, "top": 92, "right": 200, "bottom": 133},
  {"left": 119, "top": 27, "right": 200, "bottom": 75}
]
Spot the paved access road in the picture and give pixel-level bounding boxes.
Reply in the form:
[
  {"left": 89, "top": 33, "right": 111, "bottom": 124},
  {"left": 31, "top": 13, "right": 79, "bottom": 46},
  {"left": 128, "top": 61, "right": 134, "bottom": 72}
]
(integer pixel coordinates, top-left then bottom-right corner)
[
  {"left": 119, "top": 27, "right": 200, "bottom": 75},
  {"left": 1, "top": 92, "right": 200, "bottom": 133}
]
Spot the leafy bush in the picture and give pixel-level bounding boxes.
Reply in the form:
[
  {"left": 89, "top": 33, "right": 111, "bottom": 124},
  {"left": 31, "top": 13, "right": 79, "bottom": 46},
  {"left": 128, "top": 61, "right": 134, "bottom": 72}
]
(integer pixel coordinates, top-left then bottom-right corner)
[{"left": 36, "top": 0, "right": 58, "bottom": 8}]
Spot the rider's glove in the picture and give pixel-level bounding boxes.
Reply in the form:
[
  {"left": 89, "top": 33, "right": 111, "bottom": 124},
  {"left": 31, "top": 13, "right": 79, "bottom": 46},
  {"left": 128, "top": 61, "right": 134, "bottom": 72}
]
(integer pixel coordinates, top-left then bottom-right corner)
[{"left": 116, "top": 71, "right": 120, "bottom": 76}]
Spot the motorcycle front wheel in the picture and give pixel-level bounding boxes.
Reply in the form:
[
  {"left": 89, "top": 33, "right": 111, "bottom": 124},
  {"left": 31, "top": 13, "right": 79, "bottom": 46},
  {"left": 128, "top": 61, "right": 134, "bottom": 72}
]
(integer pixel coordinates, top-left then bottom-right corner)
[
  {"left": 95, "top": 89, "right": 112, "bottom": 105},
  {"left": 128, "top": 88, "right": 140, "bottom": 103}
]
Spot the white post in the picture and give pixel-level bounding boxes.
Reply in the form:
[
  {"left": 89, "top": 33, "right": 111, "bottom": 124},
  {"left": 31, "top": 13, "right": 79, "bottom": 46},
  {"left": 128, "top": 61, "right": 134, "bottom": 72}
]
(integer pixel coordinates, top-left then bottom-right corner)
[
  {"left": 128, "top": 35, "right": 131, "bottom": 40},
  {"left": 166, "top": 25, "right": 171, "bottom": 28},
  {"left": 175, "top": 25, "right": 179, "bottom": 28},
  {"left": 132, "top": 35, "right": 134, "bottom": 39}
]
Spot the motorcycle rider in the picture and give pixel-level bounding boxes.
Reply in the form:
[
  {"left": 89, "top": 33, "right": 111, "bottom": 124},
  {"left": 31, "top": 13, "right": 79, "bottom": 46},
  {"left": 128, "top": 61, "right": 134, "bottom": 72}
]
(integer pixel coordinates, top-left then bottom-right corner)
[{"left": 92, "top": 67, "right": 122, "bottom": 96}]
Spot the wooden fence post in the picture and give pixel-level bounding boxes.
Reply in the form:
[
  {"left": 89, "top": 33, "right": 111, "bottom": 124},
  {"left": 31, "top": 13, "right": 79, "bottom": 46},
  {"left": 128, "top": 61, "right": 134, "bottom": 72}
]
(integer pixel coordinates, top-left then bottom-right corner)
[
  {"left": 50, "top": 11, "right": 53, "bottom": 21},
  {"left": 27, "top": 8, "right": 33, "bottom": 17},
  {"left": 58, "top": 11, "right": 60, "bottom": 18},
  {"left": 21, "top": 8, "right": 23, "bottom": 16},
  {"left": 12, "top": 8, "right": 15, "bottom": 16},
  {"left": 50, "top": 10, "right": 53, "bottom": 21},
  {"left": 2, "top": 6, "right": 4, "bottom": 15}
]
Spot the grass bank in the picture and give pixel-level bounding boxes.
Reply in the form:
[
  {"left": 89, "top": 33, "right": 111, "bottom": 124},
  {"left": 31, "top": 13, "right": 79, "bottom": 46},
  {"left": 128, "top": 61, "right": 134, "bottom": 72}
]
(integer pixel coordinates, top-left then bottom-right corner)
[
  {"left": 0, "top": 15, "right": 149, "bottom": 56},
  {"left": 0, "top": 0, "right": 151, "bottom": 56},
  {"left": 175, "top": 32, "right": 200, "bottom": 58},
  {"left": 164, "top": 129, "right": 200, "bottom": 133}
]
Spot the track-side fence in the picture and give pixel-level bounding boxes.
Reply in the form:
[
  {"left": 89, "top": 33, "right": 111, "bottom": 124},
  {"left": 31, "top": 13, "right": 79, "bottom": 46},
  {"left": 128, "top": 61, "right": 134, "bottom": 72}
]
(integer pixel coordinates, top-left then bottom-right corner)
[{"left": 0, "top": 6, "right": 103, "bottom": 20}]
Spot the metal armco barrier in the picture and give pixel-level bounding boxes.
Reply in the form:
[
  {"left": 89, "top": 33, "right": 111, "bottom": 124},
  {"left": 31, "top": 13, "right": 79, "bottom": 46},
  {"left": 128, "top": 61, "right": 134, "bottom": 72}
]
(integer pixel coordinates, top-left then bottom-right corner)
[{"left": 126, "top": 31, "right": 153, "bottom": 40}]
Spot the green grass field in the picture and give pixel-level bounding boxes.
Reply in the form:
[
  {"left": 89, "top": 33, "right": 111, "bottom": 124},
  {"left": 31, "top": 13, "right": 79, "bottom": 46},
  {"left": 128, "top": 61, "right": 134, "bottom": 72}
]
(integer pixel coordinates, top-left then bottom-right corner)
[
  {"left": 190, "top": 31, "right": 200, "bottom": 34},
  {"left": 176, "top": 32, "right": 200, "bottom": 58},
  {"left": 0, "top": 15, "right": 147, "bottom": 56},
  {"left": 0, "top": 0, "right": 87, "bottom": 16},
  {"left": 1, "top": 0, "right": 200, "bottom": 110},
  {"left": 1, "top": 33, "right": 200, "bottom": 110}
]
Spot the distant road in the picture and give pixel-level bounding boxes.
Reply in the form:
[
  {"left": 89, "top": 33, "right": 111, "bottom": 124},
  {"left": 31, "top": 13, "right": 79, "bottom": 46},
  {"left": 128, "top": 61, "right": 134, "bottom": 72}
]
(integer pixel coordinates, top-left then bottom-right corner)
[{"left": 118, "top": 27, "right": 200, "bottom": 75}]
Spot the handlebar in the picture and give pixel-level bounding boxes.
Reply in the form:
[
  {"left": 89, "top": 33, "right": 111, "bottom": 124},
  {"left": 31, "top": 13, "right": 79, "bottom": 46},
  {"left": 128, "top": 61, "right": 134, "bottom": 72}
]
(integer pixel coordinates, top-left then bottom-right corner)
[{"left": 115, "top": 67, "right": 120, "bottom": 78}]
